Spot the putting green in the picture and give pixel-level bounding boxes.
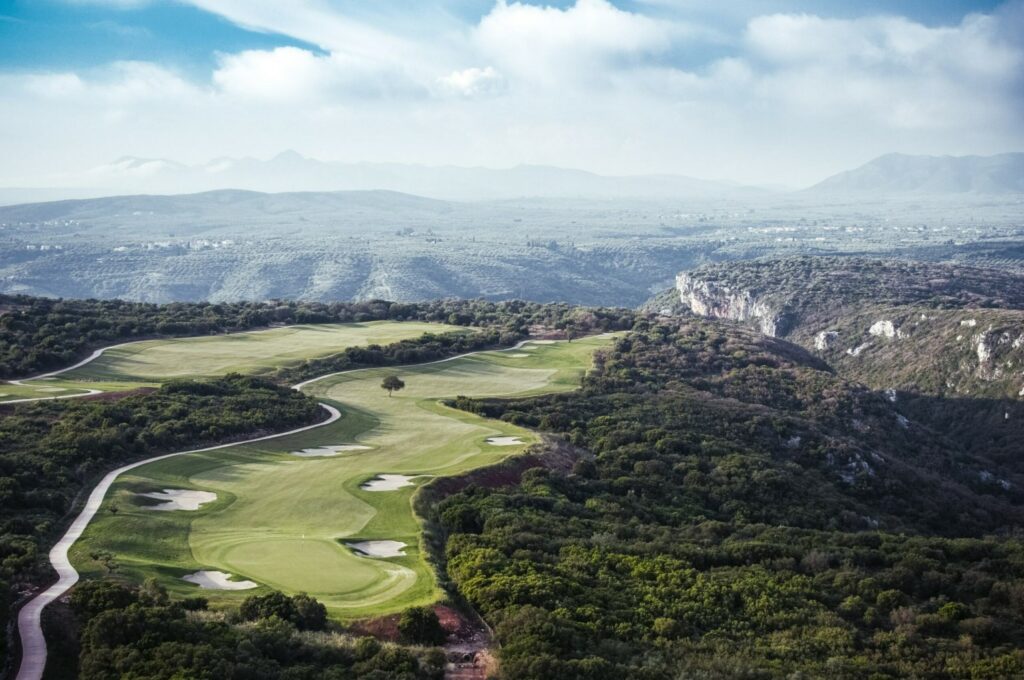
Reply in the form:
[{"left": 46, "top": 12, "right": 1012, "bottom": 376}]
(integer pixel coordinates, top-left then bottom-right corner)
[
  {"left": 1, "top": 321, "right": 467, "bottom": 401},
  {"left": 71, "top": 336, "right": 613, "bottom": 619}
]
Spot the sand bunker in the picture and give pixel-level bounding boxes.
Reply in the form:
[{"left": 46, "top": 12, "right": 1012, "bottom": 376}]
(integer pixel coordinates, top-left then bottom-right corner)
[
  {"left": 507, "top": 353, "right": 530, "bottom": 358},
  {"left": 361, "top": 474, "right": 417, "bottom": 492},
  {"left": 347, "top": 540, "right": 407, "bottom": 558},
  {"left": 291, "top": 444, "right": 371, "bottom": 457},
  {"left": 486, "top": 436, "right": 524, "bottom": 446},
  {"left": 529, "top": 340, "right": 557, "bottom": 344},
  {"left": 182, "top": 570, "right": 257, "bottom": 590},
  {"left": 140, "top": 488, "right": 217, "bottom": 511}
]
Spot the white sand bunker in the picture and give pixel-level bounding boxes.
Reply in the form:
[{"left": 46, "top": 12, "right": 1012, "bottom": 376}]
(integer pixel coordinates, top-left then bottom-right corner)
[
  {"left": 291, "top": 444, "right": 371, "bottom": 457},
  {"left": 530, "top": 340, "right": 557, "bottom": 344},
  {"left": 140, "top": 488, "right": 217, "bottom": 511},
  {"left": 347, "top": 540, "right": 407, "bottom": 558},
  {"left": 361, "top": 474, "right": 417, "bottom": 492},
  {"left": 507, "top": 353, "right": 530, "bottom": 358},
  {"left": 486, "top": 436, "right": 525, "bottom": 446},
  {"left": 183, "top": 570, "right": 257, "bottom": 590}
]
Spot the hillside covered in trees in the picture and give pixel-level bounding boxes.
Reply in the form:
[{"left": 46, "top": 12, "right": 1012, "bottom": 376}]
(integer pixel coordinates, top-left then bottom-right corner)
[{"left": 437, "top": 318, "right": 1024, "bottom": 678}]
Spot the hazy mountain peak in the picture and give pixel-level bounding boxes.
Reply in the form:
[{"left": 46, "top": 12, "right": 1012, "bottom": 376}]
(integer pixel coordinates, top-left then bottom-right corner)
[{"left": 808, "top": 152, "right": 1024, "bottom": 195}]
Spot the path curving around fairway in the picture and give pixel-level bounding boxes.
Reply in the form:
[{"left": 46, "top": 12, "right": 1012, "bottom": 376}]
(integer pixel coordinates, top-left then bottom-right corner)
[
  {"left": 14, "top": 404, "right": 341, "bottom": 680},
  {"left": 3, "top": 341, "right": 143, "bottom": 404}
]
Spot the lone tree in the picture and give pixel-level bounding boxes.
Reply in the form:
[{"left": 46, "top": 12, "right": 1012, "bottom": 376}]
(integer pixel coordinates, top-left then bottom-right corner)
[{"left": 381, "top": 375, "right": 405, "bottom": 397}]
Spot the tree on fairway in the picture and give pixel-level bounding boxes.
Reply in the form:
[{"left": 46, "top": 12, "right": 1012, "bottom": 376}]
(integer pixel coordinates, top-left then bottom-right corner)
[{"left": 382, "top": 375, "right": 405, "bottom": 397}]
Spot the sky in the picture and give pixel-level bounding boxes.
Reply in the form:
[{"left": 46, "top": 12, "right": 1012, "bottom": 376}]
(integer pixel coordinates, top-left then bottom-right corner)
[{"left": 0, "top": 0, "right": 1022, "bottom": 188}]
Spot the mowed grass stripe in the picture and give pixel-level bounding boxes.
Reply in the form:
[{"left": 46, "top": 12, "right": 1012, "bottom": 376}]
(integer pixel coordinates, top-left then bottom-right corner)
[
  {"left": 71, "top": 333, "right": 615, "bottom": 619},
  {"left": 64, "top": 321, "right": 470, "bottom": 382}
]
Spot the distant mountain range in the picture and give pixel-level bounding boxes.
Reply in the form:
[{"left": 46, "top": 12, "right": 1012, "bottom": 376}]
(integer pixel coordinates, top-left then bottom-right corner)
[
  {"left": 1, "top": 151, "right": 1020, "bottom": 206},
  {"left": 807, "top": 152, "right": 1024, "bottom": 196},
  {"left": 7, "top": 151, "right": 755, "bottom": 204}
]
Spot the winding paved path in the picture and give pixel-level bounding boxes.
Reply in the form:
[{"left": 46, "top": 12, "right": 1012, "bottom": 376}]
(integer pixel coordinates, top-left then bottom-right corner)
[
  {"left": 14, "top": 405, "right": 341, "bottom": 680},
  {"left": 3, "top": 342, "right": 143, "bottom": 405}
]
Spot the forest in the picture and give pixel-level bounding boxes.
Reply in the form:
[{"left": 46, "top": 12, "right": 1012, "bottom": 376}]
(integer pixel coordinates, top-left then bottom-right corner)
[
  {"left": 65, "top": 580, "right": 445, "bottom": 679},
  {"left": 435, "top": 318, "right": 1024, "bottom": 678}
]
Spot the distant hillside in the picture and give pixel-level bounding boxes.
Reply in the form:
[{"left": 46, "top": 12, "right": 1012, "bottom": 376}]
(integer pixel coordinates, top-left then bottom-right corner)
[
  {"left": 807, "top": 153, "right": 1024, "bottom": 195},
  {"left": 0, "top": 188, "right": 453, "bottom": 236},
  {"left": 4, "top": 151, "right": 756, "bottom": 203},
  {"left": 676, "top": 256, "right": 1024, "bottom": 400}
]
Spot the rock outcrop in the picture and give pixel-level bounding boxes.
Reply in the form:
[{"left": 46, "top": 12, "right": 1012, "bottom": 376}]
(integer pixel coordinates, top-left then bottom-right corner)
[{"left": 676, "top": 273, "right": 793, "bottom": 337}]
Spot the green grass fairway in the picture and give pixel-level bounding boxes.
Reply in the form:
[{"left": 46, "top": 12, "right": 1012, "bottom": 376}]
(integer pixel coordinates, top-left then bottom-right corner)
[
  {"left": 71, "top": 335, "right": 613, "bottom": 619},
  {"left": 1, "top": 321, "right": 467, "bottom": 402},
  {"left": 64, "top": 321, "right": 469, "bottom": 382},
  {"left": 0, "top": 380, "right": 96, "bottom": 402}
]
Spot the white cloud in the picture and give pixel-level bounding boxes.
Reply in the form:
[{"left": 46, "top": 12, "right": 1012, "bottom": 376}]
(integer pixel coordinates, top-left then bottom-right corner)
[
  {"left": 213, "top": 47, "right": 335, "bottom": 100},
  {"left": 436, "top": 66, "right": 506, "bottom": 98},
  {"left": 2, "top": 0, "right": 1022, "bottom": 186},
  {"left": 475, "top": 0, "right": 672, "bottom": 85},
  {"left": 14, "top": 62, "right": 197, "bottom": 102},
  {"left": 742, "top": 10, "right": 1024, "bottom": 130}
]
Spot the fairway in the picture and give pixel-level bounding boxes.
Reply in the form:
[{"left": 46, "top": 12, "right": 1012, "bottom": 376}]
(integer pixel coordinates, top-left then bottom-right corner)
[
  {"left": 63, "top": 321, "right": 469, "bottom": 382},
  {"left": 1, "top": 321, "right": 467, "bottom": 401},
  {"left": 71, "top": 335, "right": 613, "bottom": 619}
]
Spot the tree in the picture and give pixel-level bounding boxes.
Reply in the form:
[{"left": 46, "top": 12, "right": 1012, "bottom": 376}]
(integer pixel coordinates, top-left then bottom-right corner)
[
  {"left": 397, "top": 606, "right": 447, "bottom": 645},
  {"left": 381, "top": 375, "right": 406, "bottom": 397}
]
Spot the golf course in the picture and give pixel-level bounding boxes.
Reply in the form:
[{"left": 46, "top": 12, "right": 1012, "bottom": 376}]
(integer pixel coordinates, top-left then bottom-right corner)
[
  {"left": 67, "top": 328, "right": 614, "bottom": 619},
  {"left": 0, "top": 321, "right": 465, "bottom": 401}
]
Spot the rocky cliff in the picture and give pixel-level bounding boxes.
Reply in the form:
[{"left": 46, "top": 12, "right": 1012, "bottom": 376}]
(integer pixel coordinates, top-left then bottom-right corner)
[
  {"left": 675, "top": 257, "right": 1024, "bottom": 401},
  {"left": 675, "top": 272, "right": 793, "bottom": 336}
]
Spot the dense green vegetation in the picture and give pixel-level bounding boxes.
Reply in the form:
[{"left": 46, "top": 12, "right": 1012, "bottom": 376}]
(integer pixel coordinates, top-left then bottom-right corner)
[
  {"left": 676, "top": 257, "right": 1024, "bottom": 468},
  {"left": 436, "top": 318, "right": 1024, "bottom": 678},
  {"left": 0, "top": 375, "right": 321, "bottom": 667},
  {"left": 68, "top": 580, "right": 444, "bottom": 679}
]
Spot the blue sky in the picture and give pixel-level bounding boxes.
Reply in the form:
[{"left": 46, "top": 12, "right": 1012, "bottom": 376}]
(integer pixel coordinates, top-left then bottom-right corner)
[
  {"left": 0, "top": 2, "right": 316, "bottom": 74},
  {"left": 0, "top": 1, "right": 1006, "bottom": 72},
  {"left": 0, "top": 0, "right": 1021, "bottom": 187}
]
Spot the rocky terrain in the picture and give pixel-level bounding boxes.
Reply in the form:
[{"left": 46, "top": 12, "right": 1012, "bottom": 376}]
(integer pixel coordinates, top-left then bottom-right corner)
[{"left": 676, "top": 257, "right": 1024, "bottom": 398}]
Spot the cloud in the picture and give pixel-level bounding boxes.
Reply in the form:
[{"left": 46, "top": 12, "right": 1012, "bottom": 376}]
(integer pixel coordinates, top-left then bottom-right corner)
[
  {"left": 475, "top": 0, "right": 672, "bottom": 85},
  {"left": 742, "top": 10, "right": 1024, "bottom": 130},
  {"left": 213, "top": 47, "right": 335, "bottom": 100},
  {"left": 436, "top": 66, "right": 506, "bottom": 98},
  {"left": 2, "top": 0, "right": 1022, "bottom": 186},
  {"left": 16, "top": 62, "right": 197, "bottom": 102}
]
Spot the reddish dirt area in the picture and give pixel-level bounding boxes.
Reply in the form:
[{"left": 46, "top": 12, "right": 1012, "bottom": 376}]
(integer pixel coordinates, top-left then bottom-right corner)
[
  {"left": 527, "top": 325, "right": 567, "bottom": 340},
  {"left": 349, "top": 604, "right": 496, "bottom": 679}
]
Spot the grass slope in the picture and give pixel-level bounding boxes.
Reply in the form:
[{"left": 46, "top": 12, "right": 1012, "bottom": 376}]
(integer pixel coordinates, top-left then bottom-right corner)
[
  {"left": 71, "top": 335, "right": 613, "bottom": 619},
  {"left": 1, "top": 321, "right": 466, "bottom": 401}
]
